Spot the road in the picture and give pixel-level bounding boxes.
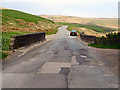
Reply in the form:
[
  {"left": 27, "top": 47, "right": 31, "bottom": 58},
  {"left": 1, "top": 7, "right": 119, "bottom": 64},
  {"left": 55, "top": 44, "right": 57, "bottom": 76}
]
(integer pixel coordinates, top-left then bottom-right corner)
[{"left": 2, "top": 26, "right": 118, "bottom": 88}]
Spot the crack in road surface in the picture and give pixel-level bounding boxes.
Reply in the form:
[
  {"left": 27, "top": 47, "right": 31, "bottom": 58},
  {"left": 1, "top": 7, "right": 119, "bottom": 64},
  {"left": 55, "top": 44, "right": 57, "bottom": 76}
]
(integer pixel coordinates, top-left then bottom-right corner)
[{"left": 3, "top": 25, "right": 118, "bottom": 88}]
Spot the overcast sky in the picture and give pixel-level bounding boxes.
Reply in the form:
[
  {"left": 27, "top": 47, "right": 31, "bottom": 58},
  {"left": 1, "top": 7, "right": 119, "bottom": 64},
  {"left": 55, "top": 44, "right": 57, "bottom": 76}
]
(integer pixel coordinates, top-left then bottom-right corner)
[{"left": 1, "top": 0, "right": 119, "bottom": 18}]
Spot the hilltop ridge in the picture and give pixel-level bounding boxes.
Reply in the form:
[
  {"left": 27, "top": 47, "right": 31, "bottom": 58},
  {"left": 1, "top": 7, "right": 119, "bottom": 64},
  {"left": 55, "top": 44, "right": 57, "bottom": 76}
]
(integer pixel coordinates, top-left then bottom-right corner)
[{"left": 40, "top": 15, "right": 118, "bottom": 29}]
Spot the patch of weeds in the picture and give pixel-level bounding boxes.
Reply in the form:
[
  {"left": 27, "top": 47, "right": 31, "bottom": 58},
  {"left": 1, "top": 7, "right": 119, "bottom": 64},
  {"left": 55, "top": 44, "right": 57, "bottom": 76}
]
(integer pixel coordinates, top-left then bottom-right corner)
[
  {"left": 88, "top": 43, "right": 119, "bottom": 49},
  {"left": 2, "top": 52, "right": 8, "bottom": 59}
]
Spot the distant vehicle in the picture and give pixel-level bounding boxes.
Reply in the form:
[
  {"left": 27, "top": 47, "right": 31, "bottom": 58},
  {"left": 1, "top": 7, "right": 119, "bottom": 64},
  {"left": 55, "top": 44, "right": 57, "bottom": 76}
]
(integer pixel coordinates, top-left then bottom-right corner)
[{"left": 70, "top": 30, "right": 77, "bottom": 36}]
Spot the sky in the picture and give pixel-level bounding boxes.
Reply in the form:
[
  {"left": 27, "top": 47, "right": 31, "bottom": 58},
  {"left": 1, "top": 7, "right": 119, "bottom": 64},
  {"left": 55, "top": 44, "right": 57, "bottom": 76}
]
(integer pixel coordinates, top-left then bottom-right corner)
[{"left": 1, "top": 0, "right": 119, "bottom": 18}]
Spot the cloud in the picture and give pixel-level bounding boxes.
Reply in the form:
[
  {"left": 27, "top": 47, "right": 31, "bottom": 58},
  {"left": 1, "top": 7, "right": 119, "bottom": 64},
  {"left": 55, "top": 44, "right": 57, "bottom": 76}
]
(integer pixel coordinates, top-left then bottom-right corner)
[
  {"left": 2, "top": 0, "right": 118, "bottom": 7},
  {"left": 2, "top": 0, "right": 118, "bottom": 10},
  {"left": 2, "top": 0, "right": 119, "bottom": 3},
  {"left": 1, "top": 0, "right": 118, "bottom": 2},
  {"left": 1, "top": 0, "right": 118, "bottom": 18}
]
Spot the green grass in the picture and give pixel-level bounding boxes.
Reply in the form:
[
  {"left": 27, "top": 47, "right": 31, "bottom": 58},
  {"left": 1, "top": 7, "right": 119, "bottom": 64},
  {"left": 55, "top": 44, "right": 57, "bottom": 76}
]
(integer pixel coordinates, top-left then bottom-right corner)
[
  {"left": 1, "top": 31, "right": 33, "bottom": 59},
  {"left": 46, "top": 25, "right": 61, "bottom": 35},
  {"left": 2, "top": 31, "right": 31, "bottom": 51},
  {"left": 46, "top": 29, "right": 58, "bottom": 35},
  {"left": 2, "top": 9, "right": 54, "bottom": 24},
  {"left": 88, "top": 43, "right": 119, "bottom": 49},
  {"left": 0, "top": 50, "right": 8, "bottom": 59},
  {"left": 58, "top": 22, "right": 116, "bottom": 33},
  {"left": 2, "top": 52, "right": 8, "bottom": 59}
]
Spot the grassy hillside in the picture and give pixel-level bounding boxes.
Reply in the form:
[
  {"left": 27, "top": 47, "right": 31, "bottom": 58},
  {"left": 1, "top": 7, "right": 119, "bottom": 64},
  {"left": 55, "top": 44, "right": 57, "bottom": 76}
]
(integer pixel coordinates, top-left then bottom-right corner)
[
  {"left": 58, "top": 22, "right": 118, "bottom": 37},
  {"left": 1, "top": 9, "right": 60, "bottom": 59},
  {"left": 2, "top": 9, "right": 58, "bottom": 33},
  {"left": 40, "top": 15, "right": 118, "bottom": 29},
  {"left": 2, "top": 9, "right": 54, "bottom": 24}
]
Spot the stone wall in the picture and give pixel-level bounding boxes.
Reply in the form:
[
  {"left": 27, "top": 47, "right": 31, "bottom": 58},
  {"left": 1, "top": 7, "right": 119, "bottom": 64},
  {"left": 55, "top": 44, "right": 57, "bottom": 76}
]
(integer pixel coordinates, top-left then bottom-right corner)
[
  {"left": 9, "top": 32, "right": 45, "bottom": 50},
  {"left": 80, "top": 32, "right": 119, "bottom": 47},
  {"left": 95, "top": 38, "right": 119, "bottom": 46},
  {"left": 80, "top": 32, "right": 98, "bottom": 43}
]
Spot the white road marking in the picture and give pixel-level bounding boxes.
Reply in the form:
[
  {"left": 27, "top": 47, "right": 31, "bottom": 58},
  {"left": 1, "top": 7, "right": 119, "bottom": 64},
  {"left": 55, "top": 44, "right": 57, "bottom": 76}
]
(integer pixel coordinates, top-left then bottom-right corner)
[
  {"left": 85, "top": 59, "right": 90, "bottom": 62},
  {"left": 80, "top": 55, "right": 87, "bottom": 58},
  {"left": 19, "top": 52, "right": 25, "bottom": 57},
  {"left": 98, "top": 61, "right": 104, "bottom": 66},
  {"left": 30, "top": 58, "right": 36, "bottom": 61},
  {"left": 98, "top": 63, "right": 104, "bottom": 66},
  {"left": 22, "top": 61, "right": 28, "bottom": 64},
  {"left": 90, "top": 66, "right": 95, "bottom": 67},
  {"left": 69, "top": 36, "right": 77, "bottom": 39},
  {"left": 103, "top": 74, "right": 112, "bottom": 77},
  {"left": 101, "top": 69, "right": 104, "bottom": 70}
]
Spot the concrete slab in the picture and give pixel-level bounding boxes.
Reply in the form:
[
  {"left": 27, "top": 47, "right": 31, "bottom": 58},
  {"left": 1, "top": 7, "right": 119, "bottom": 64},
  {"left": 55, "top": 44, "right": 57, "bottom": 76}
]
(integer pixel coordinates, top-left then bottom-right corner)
[
  {"left": 37, "top": 62, "right": 71, "bottom": 74},
  {"left": 3, "top": 73, "right": 67, "bottom": 88},
  {"left": 68, "top": 65, "right": 118, "bottom": 88},
  {"left": 71, "top": 56, "right": 79, "bottom": 65}
]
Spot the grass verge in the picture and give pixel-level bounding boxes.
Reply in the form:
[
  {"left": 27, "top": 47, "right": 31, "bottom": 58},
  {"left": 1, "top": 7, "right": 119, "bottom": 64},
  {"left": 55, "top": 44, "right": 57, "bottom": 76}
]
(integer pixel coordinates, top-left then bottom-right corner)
[
  {"left": 2, "top": 31, "right": 31, "bottom": 59},
  {"left": 88, "top": 43, "right": 119, "bottom": 49},
  {"left": 0, "top": 51, "right": 8, "bottom": 59},
  {"left": 2, "top": 31, "right": 31, "bottom": 51},
  {"left": 45, "top": 26, "right": 60, "bottom": 35},
  {"left": 2, "top": 52, "right": 8, "bottom": 59}
]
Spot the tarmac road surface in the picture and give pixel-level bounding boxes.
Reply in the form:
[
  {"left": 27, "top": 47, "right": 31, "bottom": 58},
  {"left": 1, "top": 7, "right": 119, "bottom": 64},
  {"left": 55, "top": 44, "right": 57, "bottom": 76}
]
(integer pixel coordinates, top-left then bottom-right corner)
[{"left": 2, "top": 26, "right": 118, "bottom": 88}]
